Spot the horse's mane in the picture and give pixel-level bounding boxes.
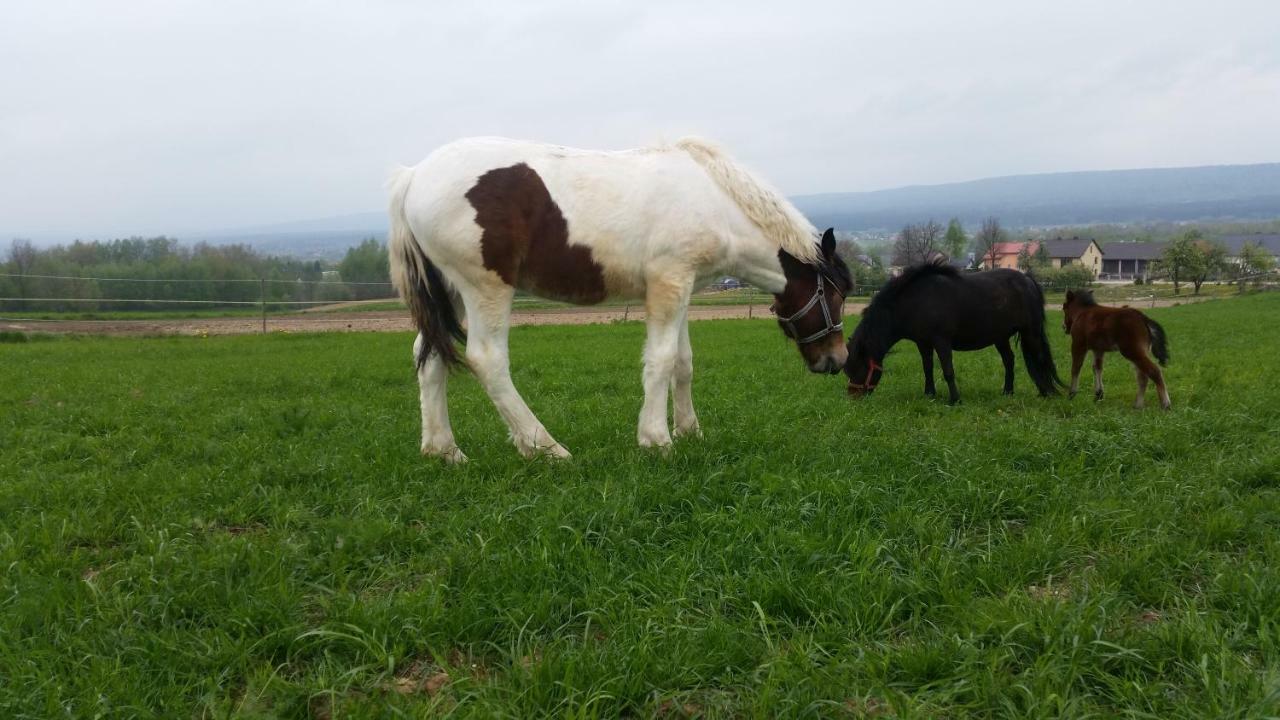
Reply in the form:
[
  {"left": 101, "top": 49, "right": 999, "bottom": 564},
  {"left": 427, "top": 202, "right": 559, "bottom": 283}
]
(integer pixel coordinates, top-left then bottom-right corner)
[
  {"left": 868, "top": 262, "right": 960, "bottom": 313},
  {"left": 675, "top": 137, "right": 820, "bottom": 264},
  {"left": 853, "top": 262, "right": 959, "bottom": 355}
]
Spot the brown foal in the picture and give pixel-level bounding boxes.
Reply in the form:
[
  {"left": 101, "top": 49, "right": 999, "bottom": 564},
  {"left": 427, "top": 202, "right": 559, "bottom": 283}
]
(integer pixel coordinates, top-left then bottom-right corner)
[{"left": 1062, "top": 289, "right": 1171, "bottom": 409}]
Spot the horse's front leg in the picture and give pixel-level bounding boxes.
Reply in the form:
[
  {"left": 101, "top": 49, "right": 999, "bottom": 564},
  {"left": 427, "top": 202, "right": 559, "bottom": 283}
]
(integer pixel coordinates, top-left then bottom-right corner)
[
  {"left": 995, "top": 338, "right": 1016, "bottom": 395},
  {"left": 462, "top": 288, "right": 570, "bottom": 459},
  {"left": 638, "top": 278, "right": 692, "bottom": 449},
  {"left": 671, "top": 319, "right": 700, "bottom": 438},
  {"left": 917, "top": 342, "right": 936, "bottom": 397},
  {"left": 1092, "top": 350, "right": 1105, "bottom": 401},
  {"left": 1068, "top": 338, "right": 1086, "bottom": 398},
  {"left": 937, "top": 342, "right": 960, "bottom": 404}
]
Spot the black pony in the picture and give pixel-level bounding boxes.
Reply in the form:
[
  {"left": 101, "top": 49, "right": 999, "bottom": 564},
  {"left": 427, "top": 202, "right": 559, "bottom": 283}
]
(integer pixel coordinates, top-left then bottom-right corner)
[{"left": 844, "top": 263, "right": 1064, "bottom": 403}]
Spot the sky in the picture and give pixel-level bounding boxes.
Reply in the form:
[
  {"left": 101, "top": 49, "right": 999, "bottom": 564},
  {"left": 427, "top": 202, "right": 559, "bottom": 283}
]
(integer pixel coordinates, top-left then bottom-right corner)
[{"left": 3, "top": 0, "right": 1279, "bottom": 240}]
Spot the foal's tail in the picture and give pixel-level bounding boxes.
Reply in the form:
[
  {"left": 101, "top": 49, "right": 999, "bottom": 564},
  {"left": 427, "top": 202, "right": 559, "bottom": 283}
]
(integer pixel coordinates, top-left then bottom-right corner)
[
  {"left": 388, "top": 166, "right": 465, "bottom": 370},
  {"left": 1019, "top": 274, "right": 1067, "bottom": 396},
  {"left": 1145, "top": 316, "right": 1170, "bottom": 367}
]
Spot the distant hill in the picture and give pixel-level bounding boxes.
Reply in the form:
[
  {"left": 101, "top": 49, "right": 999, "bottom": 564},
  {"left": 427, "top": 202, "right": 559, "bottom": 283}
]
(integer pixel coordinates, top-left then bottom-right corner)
[
  {"left": 183, "top": 162, "right": 1280, "bottom": 258},
  {"left": 188, "top": 212, "right": 389, "bottom": 260},
  {"left": 793, "top": 162, "right": 1280, "bottom": 231}
]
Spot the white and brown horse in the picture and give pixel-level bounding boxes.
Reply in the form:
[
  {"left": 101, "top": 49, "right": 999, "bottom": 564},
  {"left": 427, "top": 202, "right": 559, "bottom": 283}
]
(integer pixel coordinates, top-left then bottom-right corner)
[{"left": 389, "top": 137, "right": 850, "bottom": 461}]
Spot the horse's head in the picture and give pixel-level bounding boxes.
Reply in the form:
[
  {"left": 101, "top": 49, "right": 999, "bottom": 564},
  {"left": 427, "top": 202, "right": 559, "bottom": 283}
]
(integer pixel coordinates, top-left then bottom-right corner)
[
  {"left": 1062, "top": 288, "right": 1095, "bottom": 333},
  {"left": 772, "top": 229, "right": 851, "bottom": 374},
  {"left": 843, "top": 321, "right": 885, "bottom": 397}
]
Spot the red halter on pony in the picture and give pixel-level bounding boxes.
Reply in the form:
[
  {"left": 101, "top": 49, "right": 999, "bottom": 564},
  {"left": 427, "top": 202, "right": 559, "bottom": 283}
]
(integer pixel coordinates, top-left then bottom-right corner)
[{"left": 847, "top": 358, "right": 881, "bottom": 393}]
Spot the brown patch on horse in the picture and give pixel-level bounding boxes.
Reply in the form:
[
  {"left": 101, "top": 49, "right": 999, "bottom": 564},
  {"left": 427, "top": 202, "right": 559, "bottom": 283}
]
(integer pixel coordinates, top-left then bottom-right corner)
[{"left": 466, "top": 163, "right": 608, "bottom": 304}]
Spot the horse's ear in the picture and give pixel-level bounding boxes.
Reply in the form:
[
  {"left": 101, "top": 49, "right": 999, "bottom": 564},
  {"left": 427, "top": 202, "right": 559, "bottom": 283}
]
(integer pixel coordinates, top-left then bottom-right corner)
[
  {"left": 821, "top": 228, "right": 836, "bottom": 259},
  {"left": 1065, "top": 290, "right": 1075, "bottom": 302}
]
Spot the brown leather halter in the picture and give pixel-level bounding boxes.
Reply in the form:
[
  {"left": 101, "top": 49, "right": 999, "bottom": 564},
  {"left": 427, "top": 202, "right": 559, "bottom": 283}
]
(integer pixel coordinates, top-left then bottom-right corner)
[{"left": 770, "top": 268, "right": 844, "bottom": 345}]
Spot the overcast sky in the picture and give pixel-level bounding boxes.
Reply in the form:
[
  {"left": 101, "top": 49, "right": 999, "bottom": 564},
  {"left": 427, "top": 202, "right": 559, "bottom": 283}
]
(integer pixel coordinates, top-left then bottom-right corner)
[{"left": 3, "top": 0, "right": 1279, "bottom": 240}]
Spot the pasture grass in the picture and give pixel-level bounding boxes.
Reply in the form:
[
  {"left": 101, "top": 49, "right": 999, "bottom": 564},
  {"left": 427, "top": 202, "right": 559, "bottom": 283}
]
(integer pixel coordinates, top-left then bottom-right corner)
[{"left": 2, "top": 294, "right": 1279, "bottom": 718}]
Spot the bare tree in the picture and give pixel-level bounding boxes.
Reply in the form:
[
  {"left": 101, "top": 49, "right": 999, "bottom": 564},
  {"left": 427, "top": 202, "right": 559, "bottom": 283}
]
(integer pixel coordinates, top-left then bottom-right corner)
[
  {"left": 892, "top": 219, "right": 944, "bottom": 266},
  {"left": 973, "top": 217, "right": 1006, "bottom": 269},
  {"left": 8, "top": 239, "right": 37, "bottom": 299}
]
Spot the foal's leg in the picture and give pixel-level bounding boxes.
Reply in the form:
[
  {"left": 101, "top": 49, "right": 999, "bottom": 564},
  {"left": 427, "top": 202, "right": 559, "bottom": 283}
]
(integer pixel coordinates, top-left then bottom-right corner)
[
  {"left": 415, "top": 333, "right": 466, "bottom": 463},
  {"left": 1133, "top": 365, "right": 1149, "bottom": 409},
  {"left": 1068, "top": 338, "right": 1086, "bottom": 398},
  {"left": 463, "top": 288, "right": 570, "bottom": 459},
  {"left": 995, "top": 337, "right": 1016, "bottom": 395},
  {"left": 1121, "top": 345, "right": 1171, "bottom": 410},
  {"left": 671, "top": 319, "right": 701, "bottom": 438},
  {"left": 937, "top": 342, "right": 961, "bottom": 404},
  {"left": 638, "top": 276, "right": 693, "bottom": 448},
  {"left": 917, "top": 342, "right": 936, "bottom": 397},
  {"left": 1092, "top": 350, "right": 1105, "bottom": 401}
]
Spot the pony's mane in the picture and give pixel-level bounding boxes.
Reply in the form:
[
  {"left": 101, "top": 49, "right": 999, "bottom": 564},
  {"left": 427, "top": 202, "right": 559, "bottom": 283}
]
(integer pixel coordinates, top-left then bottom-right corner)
[
  {"left": 854, "top": 261, "right": 960, "bottom": 356},
  {"left": 1071, "top": 288, "right": 1098, "bottom": 306},
  {"left": 675, "top": 137, "right": 820, "bottom": 264},
  {"left": 867, "top": 262, "right": 960, "bottom": 313}
]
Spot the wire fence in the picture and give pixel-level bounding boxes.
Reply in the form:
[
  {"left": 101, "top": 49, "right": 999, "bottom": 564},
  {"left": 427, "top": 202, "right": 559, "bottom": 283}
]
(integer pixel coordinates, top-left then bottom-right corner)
[{"left": 2, "top": 270, "right": 1275, "bottom": 335}]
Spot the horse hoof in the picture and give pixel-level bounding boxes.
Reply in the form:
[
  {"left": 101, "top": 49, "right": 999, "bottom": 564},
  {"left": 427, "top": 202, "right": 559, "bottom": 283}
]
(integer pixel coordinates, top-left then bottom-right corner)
[
  {"left": 638, "top": 433, "right": 673, "bottom": 451},
  {"left": 423, "top": 445, "right": 468, "bottom": 464},
  {"left": 544, "top": 443, "right": 572, "bottom": 459},
  {"left": 673, "top": 422, "right": 702, "bottom": 439},
  {"left": 521, "top": 444, "right": 571, "bottom": 460}
]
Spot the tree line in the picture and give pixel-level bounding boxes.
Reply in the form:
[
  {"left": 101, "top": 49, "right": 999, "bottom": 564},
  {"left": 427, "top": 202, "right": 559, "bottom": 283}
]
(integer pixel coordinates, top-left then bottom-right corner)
[
  {"left": 1156, "top": 230, "right": 1275, "bottom": 295},
  {"left": 886, "top": 216, "right": 1094, "bottom": 290},
  {"left": 1, "top": 236, "right": 395, "bottom": 312},
  {"left": 885, "top": 217, "right": 1277, "bottom": 294}
]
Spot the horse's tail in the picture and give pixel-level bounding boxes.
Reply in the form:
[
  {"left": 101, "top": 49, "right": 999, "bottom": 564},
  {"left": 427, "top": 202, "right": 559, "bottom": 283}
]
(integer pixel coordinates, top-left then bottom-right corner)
[
  {"left": 1019, "top": 273, "right": 1067, "bottom": 396},
  {"left": 1145, "top": 316, "right": 1170, "bottom": 367},
  {"left": 388, "top": 166, "right": 465, "bottom": 370}
]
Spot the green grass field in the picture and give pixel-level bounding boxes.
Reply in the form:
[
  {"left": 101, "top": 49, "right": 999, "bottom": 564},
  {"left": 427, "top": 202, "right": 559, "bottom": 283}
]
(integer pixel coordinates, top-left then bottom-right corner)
[{"left": 2, "top": 294, "right": 1278, "bottom": 718}]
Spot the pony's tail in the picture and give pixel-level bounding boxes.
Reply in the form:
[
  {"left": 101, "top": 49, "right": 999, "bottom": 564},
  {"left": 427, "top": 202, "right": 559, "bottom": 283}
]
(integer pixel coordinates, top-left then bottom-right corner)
[
  {"left": 1146, "top": 316, "right": 1169, "bottom": 367},
  {"left": 388, "top": 166, "right": 465, "bottom": 370},
  {"left": 1019, "top": 273, "right": 1067, "bottom": 396}
]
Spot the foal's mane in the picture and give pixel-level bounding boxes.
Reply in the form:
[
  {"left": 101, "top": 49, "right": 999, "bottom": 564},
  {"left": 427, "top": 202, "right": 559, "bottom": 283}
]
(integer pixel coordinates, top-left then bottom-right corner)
[
  {"left": 675, "top": 137, "right": 820, "bottom": 264},
  {"left": 1071, "top": 288, "right": 1098, "bottom": 306}
]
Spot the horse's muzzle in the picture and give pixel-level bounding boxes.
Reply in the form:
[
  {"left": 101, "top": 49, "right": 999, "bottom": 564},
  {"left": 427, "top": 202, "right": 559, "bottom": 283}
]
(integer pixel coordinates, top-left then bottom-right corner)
[
  {"left": 847, "top": 383, "right": 874, "bottom": 398},
  {"left": 808, "top": 356, "right": 843, "bottom": 374}
]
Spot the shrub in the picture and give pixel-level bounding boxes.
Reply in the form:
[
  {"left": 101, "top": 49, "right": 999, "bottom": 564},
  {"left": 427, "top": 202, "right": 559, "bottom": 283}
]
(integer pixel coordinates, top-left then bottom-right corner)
[{"left": 1036, "top": 265, "right": 1095, "bottom": 292}]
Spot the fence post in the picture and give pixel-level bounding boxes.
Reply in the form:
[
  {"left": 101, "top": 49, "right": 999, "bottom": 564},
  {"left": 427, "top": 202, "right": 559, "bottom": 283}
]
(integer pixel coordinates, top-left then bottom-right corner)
[
  {"left": 748, "top": 289, "right": 753, "bottom": 319},
  {"left": 260, "top": 278, "right": 267, "bottom": 333},
  {"left": 623, "top": 305, "right": 630, "bottom": 321}
]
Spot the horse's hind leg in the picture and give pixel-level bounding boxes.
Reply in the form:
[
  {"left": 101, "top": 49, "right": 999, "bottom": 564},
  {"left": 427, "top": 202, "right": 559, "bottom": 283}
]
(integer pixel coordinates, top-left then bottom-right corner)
[
  {"left": 415, "top": 333, "right": 466, "bottom": 463},
  {"left": 1121, "top": 345, "right": 1170, "bottom": 410},
  {"left": 462, "top": 287, "right": 570, "bottom": 459},
  {"left": 1092, "top": 350, "right": 1105, "bottom": 401},
  {"left": 1133, "top": 365, "right": 1149, "bottom": 409},
  {"left": 995, "top": 338, "right": 1015, "bottom": 395},
  {"left": 917, "top": 342, "right": 936, "bottom": 397},
  {"left": 671, "top": 319, "right": 700, "bottom": 438}
]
